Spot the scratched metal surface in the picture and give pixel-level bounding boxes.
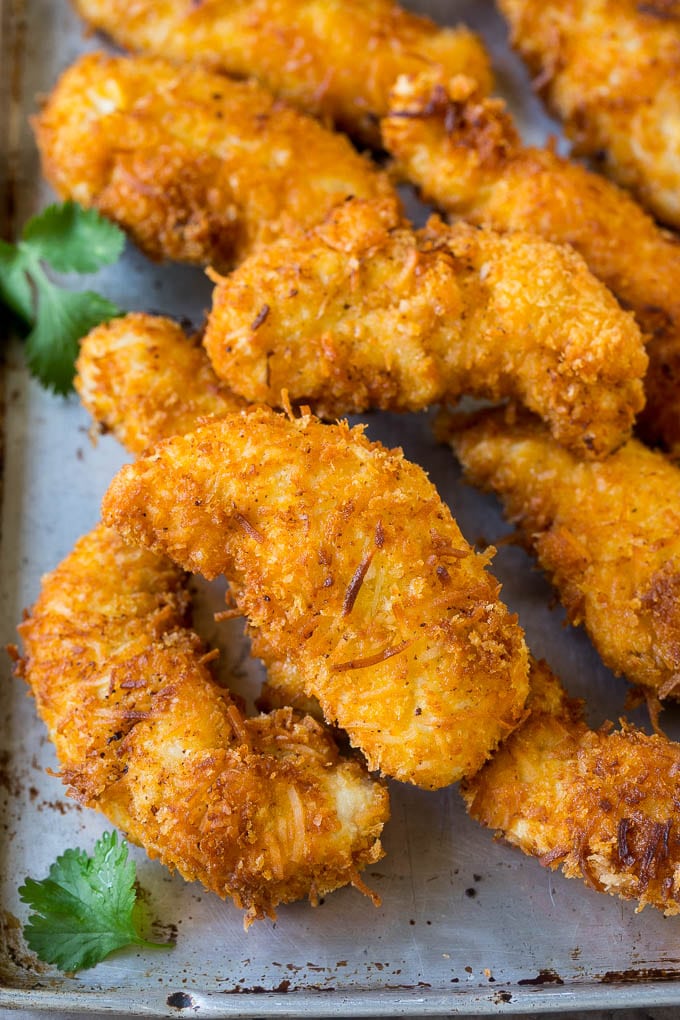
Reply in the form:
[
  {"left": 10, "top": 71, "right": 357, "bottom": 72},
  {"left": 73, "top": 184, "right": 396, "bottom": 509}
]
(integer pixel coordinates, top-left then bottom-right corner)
[{"left": 3, "top": 0, "right": 680, "bottom": 1016}]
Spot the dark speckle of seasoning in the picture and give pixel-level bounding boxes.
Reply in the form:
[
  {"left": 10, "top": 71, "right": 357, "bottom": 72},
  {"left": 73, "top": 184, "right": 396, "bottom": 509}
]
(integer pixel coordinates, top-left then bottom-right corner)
[
  {"left": 250, "top": 303, "right": 270, "bottom": 331},
  {"left": 465, "top": 888, "right": 476, "bottom": 898},
  {"left": 473, "top": 874, "right": 482, "bottom": 882},
  {"left": 167, "top": 990, "right": 195, "bottom": 1009},
  {"left": 409, "top": 919, "right": 415, "bottom": 925}
]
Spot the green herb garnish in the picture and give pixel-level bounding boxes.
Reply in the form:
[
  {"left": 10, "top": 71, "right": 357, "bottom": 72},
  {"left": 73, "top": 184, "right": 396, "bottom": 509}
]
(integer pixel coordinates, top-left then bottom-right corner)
[
  {"left": 0, "top": 202, "right": 125, "bottom": 394},
  {"left": 19, "top": 831, "right": 173, "bottom": 972}
]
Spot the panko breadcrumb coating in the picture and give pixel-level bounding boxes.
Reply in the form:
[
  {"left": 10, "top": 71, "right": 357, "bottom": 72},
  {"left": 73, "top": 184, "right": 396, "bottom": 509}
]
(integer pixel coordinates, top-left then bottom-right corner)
[
  {"left": 498, "top": 0, "right": 680, "bottom": 229},
  {"left": 463, "top": 658, "right": 680, "bottom": 916},
  {"left": 70, "top": 0, "right": 492, "bottom": 147},
  {"left": 382, "top": 72, "right": 680, "bottom": 456},
  {"left": 16, "top": 524, "right": 388, "bottom": 924},
  {"left": 75, "top": 313, "right": 245, "bottom": 455},
  {"left": 442, "top": 407, "right": 680, "bottom": 700},
  {"left": 75, "top": 313, "right": 321, "bottom": 718},
  {"left": 204, "top": 198, "right": 646, "bottom": 459},
  {"left": 34, "top": 53, "right": 398, "bottom": 269},
  {"left": 101, "top": 407, "right": 530, "bottom": 790}
]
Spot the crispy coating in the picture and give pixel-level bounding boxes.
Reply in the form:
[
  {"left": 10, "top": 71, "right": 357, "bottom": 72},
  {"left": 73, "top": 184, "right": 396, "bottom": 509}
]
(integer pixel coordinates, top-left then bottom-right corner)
[
  {"left": 34, "top": 52, "right": 398, "bottom": 269},
  {"left": 205, "top": 197, "right": 646, "bottom": 459},
  {"left": 71, "top": 0, "right": 492, "bottom": 147},
  {"left": 16, "top": 523, "right": 388, "bottom": 923},
  {"left": 101, "top": 407, "right": 530, "bottom": 790},
  {"left": 382, "top": 72, "right": 680, "bottom": 456},
  {"left": 443, "top": 407, "right": 680, "bottom": 698},
  {"left": 75, "top": 313, "right": 245, "bottom": 455},
  {"left": 463, "top": 658, "right": 680, "bottom": 915},
  {"left": 499, "top": 0, "right": 680, "bottom": 228},
  {"left": 75, "top": 312, "right": 318, "bottom": 717}
]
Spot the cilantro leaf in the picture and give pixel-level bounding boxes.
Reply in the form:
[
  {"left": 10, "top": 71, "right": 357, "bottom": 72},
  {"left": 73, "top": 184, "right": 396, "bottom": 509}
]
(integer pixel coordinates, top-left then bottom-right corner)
[
  {"left": 25, "top": 279, "right": 121, "bottom": 395},
  {"left": 0, "top": 239, "right": 33, "bottom": 323},
  {"left": 22, "top": 202, "right": 125, "bottom": 274},
  {"left": 18, "top": 831, "right": 173, "bottom": 973},
  {"left": 0, "top": 201, "right": 126, "bottom": 393}
]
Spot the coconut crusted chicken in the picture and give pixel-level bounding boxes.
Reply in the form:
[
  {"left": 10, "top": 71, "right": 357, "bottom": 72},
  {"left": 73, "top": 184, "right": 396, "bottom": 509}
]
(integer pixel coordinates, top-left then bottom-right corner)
[
  {"left": 75, "top": 312, "right": 323, "bottom": 720},
  {"left": 498, "top": 0, "right": 680, "bottom": 229},
  {"left": 69, "top": 0, "right": 492, "bottom": 147},
  {"left": 463, "top": 658, "right": 680, "bottom": 916},
  {"left": 75, "top": 318, "right": 680, "bottom": 921},
  {"left": 75, "top": 313, "right": 245, "bottom": 455},
  {"left": 442, "top": 407, "right": 680, "bottom": 701},
  {"left": 382, "top": 71, "right": 680, "bottom": 456},
  {"left": 34, "top": 52, "right": 398, "bottom": 269},
  {"left": 204, "top": 197, "right": 646, "bottom": 460},
  {"left": 16, "top": 524, "right": 389, "bottom": 924},
  {"left": 101, "top": 407, "right": 530, "bottom": 790}
]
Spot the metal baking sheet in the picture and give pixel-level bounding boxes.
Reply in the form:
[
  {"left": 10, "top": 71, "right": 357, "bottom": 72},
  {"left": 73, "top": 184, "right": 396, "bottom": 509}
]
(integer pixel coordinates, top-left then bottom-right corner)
[{"left": 3, "top": 0, "right": 680, "bottom": 1015}]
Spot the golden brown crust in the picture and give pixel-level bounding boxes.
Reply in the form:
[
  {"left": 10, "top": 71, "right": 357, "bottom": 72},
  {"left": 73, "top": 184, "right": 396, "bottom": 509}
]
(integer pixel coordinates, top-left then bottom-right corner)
[
  {"left": 75, "top": 313, "right": 245, "bottom": 455},
  {"left": 75, "top": 312, "right": 321, "bottom": 719},
  {"left": 34, "top": 52, "right": 398, "bottom": 269},
  {"left": 443, "top": 406, "right": 680, "bottom": 697},
  {"left": 18, "top": 524, "right": 389, "bottom": 923},
  {"left": 382, "top": 71, "right": 680, "bottom": 456},
  {"left": 499, "top": 0, "right": 680, "bottom": 228},
  {"left": 463, "top": 658, "right": 680, "bottom": 915},
  {"left": 101, "top": 407, "right": 530, "bottom": 790},
  {"left": 71, "top": 0, "right": 492, "bottom": 146},
  {"left": 204, "top": 197, "right": 646, "bottom": 459}
]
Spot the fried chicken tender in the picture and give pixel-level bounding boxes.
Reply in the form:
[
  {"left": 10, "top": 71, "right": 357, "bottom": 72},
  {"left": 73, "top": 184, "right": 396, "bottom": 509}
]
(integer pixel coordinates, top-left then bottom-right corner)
[
  {"left": 442, "top": 407, "right": 680, "bottom": 699},
  {"left": 16, "top": 523, "right": 388, "bottom": 924},
  {"left": 75, "top": 313, "right": 322, "bottom": 718},
  {"left": 75, "top": 313, "right": 245, "bottom": 455},
  {"left": 382, "top": 72, "right": 680, "bottom": 456},
  {"left": 463, "top": 658, "right": 680, "bottom": 915},
  {"left": 498, "top": 0, "right": 680, "bottom": 229},
  {"left": 34, "top": 53, "right": 398, "bottom": 269},
  {"left": 101, "top": 407, "right": 530, "bottom": 790},
  {"left": 204, "top": 197, "right": 646, "bottom": 459},
  {"left": 70, "top": 0, "right": 492, "bottom": 147}
]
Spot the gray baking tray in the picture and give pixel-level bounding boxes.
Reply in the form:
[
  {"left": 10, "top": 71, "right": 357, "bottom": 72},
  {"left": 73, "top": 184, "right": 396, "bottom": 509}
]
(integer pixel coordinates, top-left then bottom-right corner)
[{"left": 3, "top": 0, "right": 680, "bottom": 1015}]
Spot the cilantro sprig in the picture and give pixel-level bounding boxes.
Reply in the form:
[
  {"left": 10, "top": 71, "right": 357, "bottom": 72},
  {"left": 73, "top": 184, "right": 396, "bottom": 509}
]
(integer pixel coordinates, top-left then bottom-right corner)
[
  {"left": 0, "top": 202, "right": 125, "bottom": 394},
  {"left": 19, "top": 831, "right": 173, "bottom": 972}
]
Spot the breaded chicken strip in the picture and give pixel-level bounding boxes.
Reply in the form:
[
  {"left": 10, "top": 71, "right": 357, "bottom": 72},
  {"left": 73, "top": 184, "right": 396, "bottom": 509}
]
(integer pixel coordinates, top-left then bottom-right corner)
[
  {"left": 442, "top": 407, "right": 680, "bottom": 699},
  {"left": 16, "top": 523, "right": 388, "bottom": 924},
  {"left": 34, "top": 53, "right": 398, "bottom": 268},
  {"left": 70, "top": 0, "right": 492, "bottom": 147},
  {"left": 463, "top": 658, "right": 680, "bottom": 916},
  {"left": 204, "top": 198, "right": 646, "bottom": 459},
  {"left": 101, "top": 408, "right": 530, "bottom": 790},
  {"left": 75, "top": 313, "right": 320, "bottom": 717},
  {"left": 499, "top": 0, "right": 680, "bottom": 229},
  {"left": 75, "top": 313, "right": 245, "bottom": 455},
  {"left": 383, "top": 72, "right": 680, "bottom": 456}
]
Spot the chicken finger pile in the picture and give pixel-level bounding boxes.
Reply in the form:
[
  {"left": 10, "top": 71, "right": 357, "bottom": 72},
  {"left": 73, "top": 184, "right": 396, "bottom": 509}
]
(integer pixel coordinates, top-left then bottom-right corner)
[
  {"left": 16, "top": 0, "right": 680, "bottom": 949},
  {"left": 382, "top": 70, "right": 680, "bottom": 456}
]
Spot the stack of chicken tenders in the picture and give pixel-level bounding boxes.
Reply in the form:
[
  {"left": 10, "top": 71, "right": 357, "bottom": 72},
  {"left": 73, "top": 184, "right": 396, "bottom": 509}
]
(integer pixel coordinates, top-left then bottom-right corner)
[{"left": 16, "top": 0, "right": 680, "bottom": 930}]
